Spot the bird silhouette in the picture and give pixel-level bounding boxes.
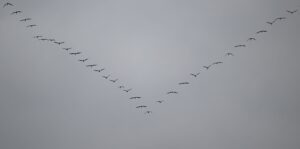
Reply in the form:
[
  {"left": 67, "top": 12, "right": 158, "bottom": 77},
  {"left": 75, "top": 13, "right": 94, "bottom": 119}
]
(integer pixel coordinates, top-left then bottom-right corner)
[
  {"left": 39, "top": 38, "right": 49, "bottom": 41},
  {"left": 48, "top": 39, "right": 55, "bottom": 42},
  {"left": 167, "top": 91, "right": 178, "bottom": 94},
  {"left": 179, "top": 82, "right": 190, "bottom": 85},
  {"left": 274, "top": 17, "right": 286, "bottom": 21},
  {"left": 144, "top": 111, "right": 152, "bottom": 114},
  {"left": 136, "top": 105, "right": 147, "bottom": 108},
  {"left": 3, "top": 2, "right": 13, "bottom": 8},
  {"left": 123, "top": 88, "right": 132, "bottom": 92},
  {"left": 78, "top": 58, "right": 88, "bottom": 62},
  {"left": 256, "top": 30, "right": 267, "bottom": 34},
  {"left": 102, "top": 75, "right": 110, "bottom": 79},
  {"left": 266, "top": 21, "right": 276, "bottom": 25},
  {"left": 69, "top": 52, "right": 81, "bottom": 55},
  {"left": 247, "top": 37, "right": 256, "bottom": 41},
  {"left": 130, "top": 97, "right": 141, "bottom": 99},
  {"left": 234, "top": 44, "right": 246, "bottom": 48},
  {"left": 110, "top": 79, "right": 118, "bottom": 83},
  {"left": 54, "top": 41, "right": 64, "bottom": 45},
  {"left": 225, "top": 52, "right": 234, "bottom": 56},
  {"left": 212, "top": 61, "right": 223, "bottom": 65},
  {"left": 26, "top": 24, "right": 37, "bottom": 28},
  {"left": 33, "top": 35, "right": 42, "bottom": 39},
  {"left": 86, "top": 64, "right": 97, "bottom": 68},
  {"left": 94, "top": 68, "right": 105, "bottom": 73},
  {"left": 203, "top": 65, "right": 212, "bottom": 70},
  {"left": 20, "top": 18, "right": 31, "bottom": 22},
  {"left": 190, "top": 72, "right": 200, "bottom": 77},
  {"left": 119, "top": 86, "right": 125, "bottom": 89},
  {"left": 11, "top": 11, "right": 22, "bottom": 15},
  {"left": 156, "top": 100, "right": 164, "bottom": 103},
  {"left": 63, "top": 48, "right": 71, "bottom": 51},
  {"left": 287, "top": 10, "right": 298, "bottom": 14}
]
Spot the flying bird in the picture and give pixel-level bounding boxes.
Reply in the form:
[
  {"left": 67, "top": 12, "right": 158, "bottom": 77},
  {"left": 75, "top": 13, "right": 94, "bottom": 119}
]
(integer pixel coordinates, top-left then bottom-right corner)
[
  {"left": 110, "top": 79, "right": 118, "bottom": 83},
  {"left": 156, "top": 100, "right": 164, "bottom": 103},
  {"left": 247, "top": 37, "right": 256, "bottom": 41},
  {"left": 130, "top": 97, "right": 141, "bottom": 99},
  {"left": 39, "top": 38, "right": 49, "bottom": 41},
  {"left": 48, "top": 39, "right": 55, "bottom": 42},
  {"left": 212, "top": 61, "right": 223, "bottom": 65},
  {"left": 144, "top": 111, "right": 152, "bottom": 114},
  {"left": 167, "top": 91, "right": 178, "bottom": 94},
  {"left": 3, "top": 2, "right": 13, "bottom": 8},
  {"left": 234, "top": 44, "right": 246, "bottom": 48},
  {"left": 179, "top": 82, "right": 189, "bottom": 85},
  {"left": 26, "top": 24, "right": 37, "bottom": 28},
  {"left": 123, "top": 88, "right": 132, "bottom": 92},
  {"left": 225, "top": 52, "right": 234, "bottom": 56},
  {"left": 69, "top": 52, "right": 81, "bottom": 55},
  {"left": 190, "top": 72, "right": 200, "bottom": 77},
  {"left": 94, "top": 68, "right": 105, "bottom": 73},
  {"left": 287, "top": 10, "right": 298, "bottom": 14},
  {"left": 274, "top": 17, "right": 286, "bottom": 21},
  {"left": 119, "top": 86, "right": 125, "bottom": 89},
  {"left": 33, "top": 35, "right": 42, "bottom": 38},
  {"left": 86, "top": 64, "right": 97, "bottom": 68},
  {"left": 78, "top": 58, "right": 88, "bottom": 62},
  {"left": 54, "top": 41, "right": 65, "bottom": 45},
  {"left": 256, "top": 30, "right": 267, "bottom": 34},
  {"left": 63, "top": 48, "right": 71, "bottom": 51},
  {"left": 136, "top": 105, "right": 147, "bottom": 108},
  {"left": 203, "top": 65, "right": 212, "bottom": 70},
  {"left": 11, "top": 11, "right": 22, "bottom": 15},
  {"left": 266, "top": 21, "right": 275, "bottom": 25},
  {"left": 20, "top": 18, "right": 31, "bottom": 22},
  {"left": 102, "top": 75, "right": 110, "bottom": 79}
]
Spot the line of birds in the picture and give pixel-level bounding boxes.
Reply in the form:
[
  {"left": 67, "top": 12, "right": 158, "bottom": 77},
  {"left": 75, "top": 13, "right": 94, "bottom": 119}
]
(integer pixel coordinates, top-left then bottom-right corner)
[
  {"left": 2, "top": 1, "right": 153, "bottom": 114},
  {"left": 2, "top": 1, "right": 299, "bottom": 115}
]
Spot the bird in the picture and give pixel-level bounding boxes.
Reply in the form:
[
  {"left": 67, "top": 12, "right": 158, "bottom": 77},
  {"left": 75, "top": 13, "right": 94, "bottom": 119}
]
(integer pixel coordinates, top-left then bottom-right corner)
[
  {"left": 33, "top": 35, "right": 42, "bottom": 39},
  {"left": 110, "top": 79, "right": 118, "bottom": 83},
  {"left": 11, "top": 11, "right": 22, "bottom": 15},
  {"left": 78, "top": 58, "right": 88, "bottom": 62},
  {"left": 234, "top": 44, "right": 246, "bottom": 48},
  {"left": 144, "top": 111, "right": 152, "bottom": 114},
  {"left": 54, "top": 41, "right": 64, "bottom": 45},
  {"left": 130, "top": 97, "right": 141, "bottom": 99},
  {"left": 136, "top": 105, "right": 147, "bottom": 108},
  {"left": 287, "top": 10, "right": 298, "bottom": 14},
  {"left": 179, "top": 82, "right": 189, "bottom": 85},
  {"left": 167, "top": 91, "right": 178, "bottom": 94},
  {"left": 63, "top": 48, "right": 71, "bottom": 51},
  {"left": 266, "top": 21, "right": 275, "bottom": 25},
  {"left": 123, "top": 88, "right": 132, "bottom": 92},
  {"left": 102, "top": 75, "right": 110, "bottom": 79},
  {"left": 247, "top": 37, "right": 256, "bottom": 41},
  {"left": 48, "top": 39, "right": 55, "bottom": 42},
  {"left": 156, "top": 100, "right": 164, "bottom": 103},
  {"left": 3, "top": 2, "right": 13, "bottom": 8},
  {"left": 94, "top": 69, "right": 105, "bottom": 73},
  {"left": 26, "top": 24, "right": 37, "bottom": 28},
  {"left": 69, "top": 52, "right": 81, "bottom": 55},
  {"left": 190, "top": 72, "right": 200, "bottom": 77},
  {"left": 274, "top": 17, "right": 286, "bottom": 21},
  {"left": 119, "top": 86, "right": 125, "bottom": 89},
  {"left": 39, "top": 38, "right": 49, "bottom": 41},
  {"left": 256, "top": 30, "right": 267, "bottom": 34},
  {"left": 225, "top": 52, "right": 234, "bottom": 56},
  {"left": 86, "top": 64, "right": 97, "bottom": 68},
  {"left": 203, "top": 65, "right": 212, "bottom": 70},
  {"left": 20, "top": 18, "right": 31, "bottom": 22},
  {"left": 212, "top": 61, "right": 223, "bottom": 65}
]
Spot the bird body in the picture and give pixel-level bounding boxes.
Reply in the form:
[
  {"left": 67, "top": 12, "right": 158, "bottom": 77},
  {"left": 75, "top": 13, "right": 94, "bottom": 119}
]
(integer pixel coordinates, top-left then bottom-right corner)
[
  {"left": 11, "top": 11, "right": 22, "bottom": 15},
  {"left": 156, "top": 100, "right": 164, "bottom": 103},
  {"left": 3, "top": 3, "right": 13, "bottom": 8},
  {"left": 20, "top": 18, "right": 31, "bottom": 22},
  {"left": 79, "top": 58, "right": 88, "bottom": 62},
  {"left": 213, "top": 62, "right": 223, "bottom": 65},
  {"left": 256, "top": 30, "right": 267, "bottom": 34},
  {"left": 287, "top": 10, "right": 298, "bottom": 14},
  {"left": 110, "top": 79, "right": 118, "bottom": 83},
  {"left": 145, "top": 111, "right": 152, "bottom": 114},
  {"left": 123, "top": 88, "right": 132, "bottom": 92},
  {"left": 225, "top": 53, "right": 234, "bottom": 56},
  {"left": 167, "top": 91, "right": 178, "bottom": 94},
  {"left": 136, "top": 105, "right": 147, "bottom": 108},
  {"left": 234, "top": 44, "right": 246, "bottom": 48},
  {"left": 27, "top": 24, "right": 37, "bottom": 28},
  {"left": 179, "top": 82, "right": 189, "bottom": 85},
  {"left": 102, "top": 75, "right": 110, "bottom": 79},
  {"left": 63, "top": 48, "right": 71, "bottom": 51},
  {"left": 69, "top": 52, "right": 81, "bottom": 55},
  {"left": 34, "top": 36, "right": 42, "bottom": 38},
  {"left": 247, "top": 37, "right": 256, "bottom": 41},
  {"left": 54, "top": 41, "right": 64, "bottom": 45},
  {"left": 130, "top": 97, "right": 141, "bottom": 99},
  {"left": 86, "top": 64, "right": 97, "bottom": 68},
  {"left": 190, "top": 72, "right": 200, "bottom": 77}
]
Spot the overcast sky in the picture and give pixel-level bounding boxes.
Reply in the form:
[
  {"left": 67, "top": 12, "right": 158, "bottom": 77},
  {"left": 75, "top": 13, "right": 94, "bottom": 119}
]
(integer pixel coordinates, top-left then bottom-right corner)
[{"left": 1, "top": 0, "right": 300, "bottom": 149}]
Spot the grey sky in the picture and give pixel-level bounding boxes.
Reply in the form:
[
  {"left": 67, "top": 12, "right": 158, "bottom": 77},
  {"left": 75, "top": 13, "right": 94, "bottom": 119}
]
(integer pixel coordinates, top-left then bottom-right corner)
[{"left": 0, "top": 0, "right": 300, "bottom": 149}]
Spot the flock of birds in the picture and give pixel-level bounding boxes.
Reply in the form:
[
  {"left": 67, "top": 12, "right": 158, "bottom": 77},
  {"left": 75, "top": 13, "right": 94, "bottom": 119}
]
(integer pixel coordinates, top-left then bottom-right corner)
[{"left": 2, "top": 1, "right": 299, "bottom": 115}]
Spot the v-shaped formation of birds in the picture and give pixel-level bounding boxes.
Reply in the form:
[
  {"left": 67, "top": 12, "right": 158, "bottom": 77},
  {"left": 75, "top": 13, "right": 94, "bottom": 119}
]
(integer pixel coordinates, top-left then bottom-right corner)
[{"left": 2, "top": 1, "right": 299, "bottom": 115}]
